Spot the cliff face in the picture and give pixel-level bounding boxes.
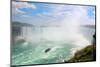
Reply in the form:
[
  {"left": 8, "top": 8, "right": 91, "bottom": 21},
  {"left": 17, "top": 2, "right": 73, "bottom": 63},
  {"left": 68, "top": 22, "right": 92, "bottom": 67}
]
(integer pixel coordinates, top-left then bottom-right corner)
[
  {"left": 12, "top": 22, "right": 33, "bottom": 44},
  {"left": 65, "top": 45, "right": 96, "bottom": 63}
]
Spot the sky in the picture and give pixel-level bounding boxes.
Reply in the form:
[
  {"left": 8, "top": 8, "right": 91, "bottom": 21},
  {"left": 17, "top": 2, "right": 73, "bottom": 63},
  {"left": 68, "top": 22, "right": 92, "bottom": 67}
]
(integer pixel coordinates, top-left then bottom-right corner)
[
  {"left": 12, "top": 1, "right": 95, "bottom": 47},
  {"left": 12, "top": 1, "right": 95, "bottom": 25}
]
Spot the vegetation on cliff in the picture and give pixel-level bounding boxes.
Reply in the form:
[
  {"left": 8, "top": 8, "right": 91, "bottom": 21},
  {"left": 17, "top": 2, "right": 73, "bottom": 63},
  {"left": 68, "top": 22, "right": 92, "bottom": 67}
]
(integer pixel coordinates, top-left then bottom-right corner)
[{"left": 65, "top": 44, "right": 96, "bottom": 63}]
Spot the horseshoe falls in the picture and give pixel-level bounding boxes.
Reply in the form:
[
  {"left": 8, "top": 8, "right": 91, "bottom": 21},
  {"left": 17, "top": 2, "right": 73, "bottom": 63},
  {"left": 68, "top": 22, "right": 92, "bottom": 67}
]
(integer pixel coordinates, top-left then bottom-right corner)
[{"left": 11, "top": 22, "right": 95, "bottom": 65}]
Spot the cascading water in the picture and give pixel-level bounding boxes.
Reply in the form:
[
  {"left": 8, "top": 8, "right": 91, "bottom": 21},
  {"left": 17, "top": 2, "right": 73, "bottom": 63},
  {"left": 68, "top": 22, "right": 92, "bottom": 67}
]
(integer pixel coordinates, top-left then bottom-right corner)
[
  {"left": 12, "top": 22, "right": 95, "bottom": 65},
  {"left": 12, "top": 5, "right": 95, "bottom": 65}
]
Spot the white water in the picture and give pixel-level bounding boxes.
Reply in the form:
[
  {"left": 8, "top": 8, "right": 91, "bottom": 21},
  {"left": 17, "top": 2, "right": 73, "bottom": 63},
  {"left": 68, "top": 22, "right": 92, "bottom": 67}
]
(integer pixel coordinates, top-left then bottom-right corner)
[{"left": 12, "top": 24, "right": 95, "bottom": 65}]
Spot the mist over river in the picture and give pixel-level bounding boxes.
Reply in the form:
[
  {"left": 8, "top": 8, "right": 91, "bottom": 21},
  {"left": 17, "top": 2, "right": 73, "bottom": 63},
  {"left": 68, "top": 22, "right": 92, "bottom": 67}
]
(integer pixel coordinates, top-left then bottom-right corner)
[
  {"left": 11, "top": 1, "right": 96, "bottom": 65},
  {"left": 12, "top": 25, "right": 95, "bottom": 65}
]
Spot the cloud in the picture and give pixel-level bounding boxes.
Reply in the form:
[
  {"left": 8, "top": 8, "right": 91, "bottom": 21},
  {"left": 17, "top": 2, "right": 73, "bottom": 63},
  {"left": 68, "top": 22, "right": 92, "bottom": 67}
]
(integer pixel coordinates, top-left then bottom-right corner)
[
  {"left": 12, "top": 1, "right": 36, "bottom": 14},
  {"left": 39, "top": 5, "right": 95, "bottom": 25},
  {"left": 12, "top": 3, "right": 95, "bottom": 49},
  {"left": 22, "top": 4, "right": 95, "bottom": 27},
  {"left": 12, "top": 1, "right": 36, "bottom": 9},
  {"left": 33, "top": 5, "right": 95, "bottom": 47}
]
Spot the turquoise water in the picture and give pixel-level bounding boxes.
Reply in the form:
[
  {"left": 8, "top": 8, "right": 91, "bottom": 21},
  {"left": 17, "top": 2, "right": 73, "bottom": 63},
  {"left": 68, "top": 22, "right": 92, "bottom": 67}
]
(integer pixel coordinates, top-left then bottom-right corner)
[
  {"left": 12, "top": 26, "right": 95, "bottom": 65},
  {"left": 12, "top": 41, "right": 75, "bottom": 65}
]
